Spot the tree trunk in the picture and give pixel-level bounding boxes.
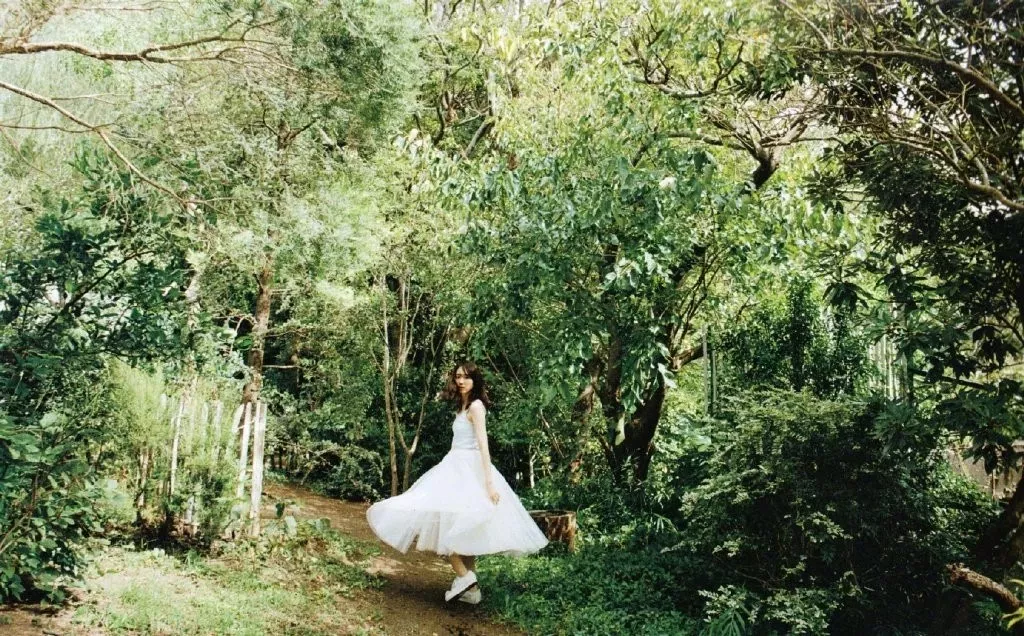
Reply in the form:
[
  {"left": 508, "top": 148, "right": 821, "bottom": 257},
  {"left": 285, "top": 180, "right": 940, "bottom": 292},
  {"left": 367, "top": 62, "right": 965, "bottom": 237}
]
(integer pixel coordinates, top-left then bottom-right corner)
[
  {"left": 402, "top": 445, "right": 415, "bottom": 493},
  {"left": 384, "top": 379, "right": 400, "bottom": 496},
  {"left": 379, "top": 273, "right": 425, "bottom": 496},
  {"left": 610, "top": 379, "right": 667, "bottom": 482},
  {"left": 975, "top": 469, "right": 1024, "bottom": 562},
  {"left": 598, "top": 333, "right": 625, "bottom": 441},
  {"left": 529, "top": 510, "right": 577, "bottom": 552},
  {"left": 748, "top": 147, "right": 779, "bottom": 191},
  {"left": 377, "top": 273, "right": 400, "bottom": 496},
  {"left": 599, "top": 340, "right": 703, "bottom": 485},
  {"left": 241, "top": 260, "right": 273, "bottom": 417},
  {"left": 566, "top": 356, "right": 601, "bottom": 475},
  {"left": 948, "top": 564, "right": 1024, "bottom": 635}
]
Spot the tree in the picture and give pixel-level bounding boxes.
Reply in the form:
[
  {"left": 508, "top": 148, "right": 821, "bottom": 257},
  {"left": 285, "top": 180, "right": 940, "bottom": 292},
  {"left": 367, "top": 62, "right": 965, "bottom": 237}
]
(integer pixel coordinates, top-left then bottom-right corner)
[
  {"left": 0, "top": 1, "right": 282, "bottom": 202},
  {"left": 777, "top": 0, "right": 1024, "bottom": 623},
  {"left": 0, "top": 152, "right": 193, "bottom": 601},
  {"left": 443, "top": 0, "right": 815, "bottom": 484},
  {"left": 0, "top": 0, "right": 424, "bottom": 593},
  {"left": 782, "top": 0, "right": 1023, "bottom": 547},
  {"left": 108, "top": 0, "right": 425, "bottom": 415}
]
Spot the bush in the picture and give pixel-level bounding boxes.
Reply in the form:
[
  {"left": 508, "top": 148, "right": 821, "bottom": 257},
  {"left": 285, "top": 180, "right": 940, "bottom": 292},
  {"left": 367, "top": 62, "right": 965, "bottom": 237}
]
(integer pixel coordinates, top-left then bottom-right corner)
[
  {"left": 489, "top": 390, "right": 998, "bottom": 635},
  {"left": 322, "top": 445, "right": 385, "bottom": 501},
  {"left": 671, "top": 390, "right": 998, "bottom": 634},
  {"left": 0, "top": 413, "right": 102, "bottom": 602}
]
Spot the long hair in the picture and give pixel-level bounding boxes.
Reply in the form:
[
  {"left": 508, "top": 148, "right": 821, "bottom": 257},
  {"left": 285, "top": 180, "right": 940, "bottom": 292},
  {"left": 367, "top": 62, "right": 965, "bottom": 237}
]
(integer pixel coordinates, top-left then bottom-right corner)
[{"left": 440, "top": 361, "right": 492, "bottom": 411}]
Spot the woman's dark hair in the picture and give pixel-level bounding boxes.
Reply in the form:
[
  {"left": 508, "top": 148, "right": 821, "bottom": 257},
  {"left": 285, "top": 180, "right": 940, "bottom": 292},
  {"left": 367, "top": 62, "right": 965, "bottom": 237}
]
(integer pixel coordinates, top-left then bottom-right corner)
[{"left": 440, "top": 361, "right": 491, "bottom": 411}]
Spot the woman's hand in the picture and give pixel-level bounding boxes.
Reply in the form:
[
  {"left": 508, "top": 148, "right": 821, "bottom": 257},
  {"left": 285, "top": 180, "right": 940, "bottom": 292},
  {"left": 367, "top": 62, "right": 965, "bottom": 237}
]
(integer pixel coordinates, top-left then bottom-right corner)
[{"left": 486, "top": 483, "right": 500, "bottom": 505}]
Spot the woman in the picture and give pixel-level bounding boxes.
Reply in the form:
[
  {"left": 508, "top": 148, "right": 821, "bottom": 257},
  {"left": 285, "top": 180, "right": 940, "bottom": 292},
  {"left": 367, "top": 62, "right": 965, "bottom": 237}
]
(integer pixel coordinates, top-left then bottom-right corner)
[{"left": 366, "top": 362, "right": 548, "bottom": 604}]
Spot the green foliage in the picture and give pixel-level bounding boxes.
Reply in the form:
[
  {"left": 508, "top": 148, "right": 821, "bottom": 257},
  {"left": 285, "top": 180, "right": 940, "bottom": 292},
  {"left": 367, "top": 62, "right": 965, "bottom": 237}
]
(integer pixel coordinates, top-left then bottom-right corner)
[
  {"left": 0, "top": 413, "right": 102, "bottom": 602},
  {"left": 719, "top": 277, "right": 868, "bottom": 398},
  {"left": 279, "top": 0, "right": 424, "bottom": 148},
  {"left": 672, "top": 390, "right": 997, "bottom": 634},
  {"left": 321, "top": 446, "right": 385, "bottom": 502},
  {"left": 0, "top": 150, "right": 189, "bottom": 386},
  {"left": 0, "top": 152, "right": 197, "bottom": 602},
  {"left": 482, "top": 548, "right": 700, "bottom": 636},
  {"left": 795, "top": 0, "right": 1024, "bottom": 457},
  {"left": 489, "top": 390, "right": 998, "bottom": 635},
  {"left": 459, "top": 122, "right": 744, "bottom": 411},
  {"left": 70, "top": 520, "right": 382, "bottom": 634},
  {"left": 2, "top": 0, "right": 1019, "bottom": 631}
]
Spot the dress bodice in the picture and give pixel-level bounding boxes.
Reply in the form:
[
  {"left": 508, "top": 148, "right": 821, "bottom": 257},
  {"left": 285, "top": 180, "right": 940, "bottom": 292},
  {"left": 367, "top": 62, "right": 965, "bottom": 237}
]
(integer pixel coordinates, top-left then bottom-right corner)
[{"left": 451, "top": 411, "right": 480, "bottom": 450}]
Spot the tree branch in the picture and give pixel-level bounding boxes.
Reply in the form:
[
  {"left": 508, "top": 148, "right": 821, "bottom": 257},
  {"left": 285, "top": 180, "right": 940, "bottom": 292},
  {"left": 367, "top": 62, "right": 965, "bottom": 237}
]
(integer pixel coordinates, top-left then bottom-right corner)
[
  {"left": 0, "top": 79, "right": 183, "bottom": 204},
  {"left": 0, "top": 19, "right": 281, "bottom": 64},
  {"left": 948, "top": 563, "right": 1023, "bottom": 617},
  {"left": 821, "top": 47, "right": 1024, "bottom": 124}
]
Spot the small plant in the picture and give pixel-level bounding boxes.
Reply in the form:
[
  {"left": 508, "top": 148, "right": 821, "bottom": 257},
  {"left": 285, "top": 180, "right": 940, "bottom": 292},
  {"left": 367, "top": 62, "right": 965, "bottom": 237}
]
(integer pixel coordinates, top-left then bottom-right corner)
[{"left": 1005, "top": 580, "right": 1024, "bottom": 630}]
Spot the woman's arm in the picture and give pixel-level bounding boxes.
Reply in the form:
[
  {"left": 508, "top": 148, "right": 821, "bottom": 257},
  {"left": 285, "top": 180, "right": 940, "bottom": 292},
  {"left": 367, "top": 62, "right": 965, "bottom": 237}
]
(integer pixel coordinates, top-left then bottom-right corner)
[{"left": 468, "top": 400, "right": 500, "bottom": 504}]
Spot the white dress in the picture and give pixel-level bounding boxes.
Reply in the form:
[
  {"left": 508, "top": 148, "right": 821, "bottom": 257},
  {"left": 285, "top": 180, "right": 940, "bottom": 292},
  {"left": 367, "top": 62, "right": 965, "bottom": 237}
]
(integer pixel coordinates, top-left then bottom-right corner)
[{"left": 366, "top": 407, "right": 549, "bottom": 556}]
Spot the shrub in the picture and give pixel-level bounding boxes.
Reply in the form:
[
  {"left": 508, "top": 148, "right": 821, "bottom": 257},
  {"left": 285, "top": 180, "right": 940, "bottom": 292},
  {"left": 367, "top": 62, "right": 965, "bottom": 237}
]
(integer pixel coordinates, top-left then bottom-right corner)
[
  {"left": 322, "top": 445, "right": 385, "bottom": 501},
  {"left": 0, "top": 413, "right": 102, "bottom": 602},
  {"left": 672, "top": 390, "right": 998, "bottom": 634},
  {"left": 482, "top": 389, "right": 998, "bottom": 635}
]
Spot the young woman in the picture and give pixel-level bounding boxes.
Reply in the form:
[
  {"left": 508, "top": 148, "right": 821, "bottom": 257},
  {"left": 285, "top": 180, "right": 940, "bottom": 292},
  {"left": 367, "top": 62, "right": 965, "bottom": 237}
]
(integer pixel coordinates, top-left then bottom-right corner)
[{"left": 366, "top": 362, "right": 548, "bottom": 604}]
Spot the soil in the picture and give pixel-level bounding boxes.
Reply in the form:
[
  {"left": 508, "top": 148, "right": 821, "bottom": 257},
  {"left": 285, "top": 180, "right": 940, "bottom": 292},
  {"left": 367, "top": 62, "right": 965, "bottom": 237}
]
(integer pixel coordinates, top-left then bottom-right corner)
[{"left": 0, "top": 483, "right": 524, "bottom": 636}]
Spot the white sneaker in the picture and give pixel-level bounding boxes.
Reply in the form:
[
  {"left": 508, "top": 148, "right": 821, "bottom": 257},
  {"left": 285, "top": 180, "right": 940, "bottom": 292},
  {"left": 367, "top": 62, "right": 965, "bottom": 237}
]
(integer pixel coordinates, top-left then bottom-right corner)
[
  {"left": 458, "top": 587, "right": 482, "bottom": 605},
  {"left": 444, "top": 570, "right": 478, "bottom": 602}
]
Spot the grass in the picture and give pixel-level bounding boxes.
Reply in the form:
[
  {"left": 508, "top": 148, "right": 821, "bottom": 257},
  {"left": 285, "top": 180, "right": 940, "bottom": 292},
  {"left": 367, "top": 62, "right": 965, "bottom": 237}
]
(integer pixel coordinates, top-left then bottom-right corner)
[
  {"left": 70, "top": 520, "right": 385, "bottom": 635},
  {"left": 480, "top": 543, "right": 701, "bottom": 636}
]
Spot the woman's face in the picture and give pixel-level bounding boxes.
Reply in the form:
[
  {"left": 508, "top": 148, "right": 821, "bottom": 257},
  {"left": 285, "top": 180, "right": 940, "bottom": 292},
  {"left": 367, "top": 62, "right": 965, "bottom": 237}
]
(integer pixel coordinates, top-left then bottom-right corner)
[{"left": 454, "top": 367, "right": 473, "bottom": 396}]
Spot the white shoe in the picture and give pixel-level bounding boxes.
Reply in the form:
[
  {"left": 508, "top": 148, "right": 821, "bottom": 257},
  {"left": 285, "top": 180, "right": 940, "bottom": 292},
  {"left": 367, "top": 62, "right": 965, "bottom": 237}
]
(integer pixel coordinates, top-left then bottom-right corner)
[
  {"left": 444, "top": 570, "right": 478, "bottom": 602},
  {"left": 458, "top": 587, "right": 482, "bottom": 605}
]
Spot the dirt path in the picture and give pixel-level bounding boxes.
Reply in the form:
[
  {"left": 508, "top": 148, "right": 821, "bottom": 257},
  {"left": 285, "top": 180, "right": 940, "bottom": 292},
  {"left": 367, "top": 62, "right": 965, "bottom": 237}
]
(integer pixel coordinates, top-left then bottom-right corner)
[
  {"left": 0, "top": 484, "right": 524, "bottom": 636},
  {"left": 264, "top": 482, "right": 524, "bottom": 636}
]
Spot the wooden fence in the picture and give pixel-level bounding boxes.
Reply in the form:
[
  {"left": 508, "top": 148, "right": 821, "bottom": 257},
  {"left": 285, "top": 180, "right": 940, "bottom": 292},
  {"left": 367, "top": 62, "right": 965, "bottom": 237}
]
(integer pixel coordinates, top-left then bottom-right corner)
[{"left": 158, "top": 390, "right": 270, "bottom": 538}]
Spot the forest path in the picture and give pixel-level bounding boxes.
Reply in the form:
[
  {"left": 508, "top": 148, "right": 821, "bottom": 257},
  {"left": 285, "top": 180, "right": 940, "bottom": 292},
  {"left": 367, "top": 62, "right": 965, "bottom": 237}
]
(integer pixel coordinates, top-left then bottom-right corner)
[
  {"left": 0, "top": 482, "right": 523, "bottom": 636},
  {"left": 264, "top": 481, "right": 524, "bottom": 636}
]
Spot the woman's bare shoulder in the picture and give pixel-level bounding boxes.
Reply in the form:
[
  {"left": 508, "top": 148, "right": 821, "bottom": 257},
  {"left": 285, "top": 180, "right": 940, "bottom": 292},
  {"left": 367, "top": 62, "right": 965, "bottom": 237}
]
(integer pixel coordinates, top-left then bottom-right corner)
[{"left": 468, "top": 399, "right": 487, "bottom": 418}]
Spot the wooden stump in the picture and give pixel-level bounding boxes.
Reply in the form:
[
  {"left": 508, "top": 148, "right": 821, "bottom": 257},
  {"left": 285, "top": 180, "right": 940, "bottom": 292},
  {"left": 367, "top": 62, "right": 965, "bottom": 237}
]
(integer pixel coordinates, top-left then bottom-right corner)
[{"left": 529, "top": 510, "right": 577, "bottom": 552}]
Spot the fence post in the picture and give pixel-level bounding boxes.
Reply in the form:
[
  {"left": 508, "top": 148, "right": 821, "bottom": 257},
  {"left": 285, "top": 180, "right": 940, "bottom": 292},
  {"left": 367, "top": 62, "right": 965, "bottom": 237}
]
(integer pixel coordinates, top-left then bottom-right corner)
[
  {"left": 249, "top": 402, "right": 268, "bottom": 537},
  {"left": 169, "top": 394, "right": 186, "bottom": 497},
  {"left": 210, "top": 401, "right": 224, "bottom": 462},
  {"left": 236, "top": 402, "right": 253, "bottom": 499}
]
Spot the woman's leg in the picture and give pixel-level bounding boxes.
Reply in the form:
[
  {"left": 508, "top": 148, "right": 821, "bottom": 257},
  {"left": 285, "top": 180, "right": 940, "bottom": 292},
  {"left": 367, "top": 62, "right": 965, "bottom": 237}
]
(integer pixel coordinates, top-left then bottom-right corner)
[{"left": 448, "top": 554, "right": 469, "bottom": 577}]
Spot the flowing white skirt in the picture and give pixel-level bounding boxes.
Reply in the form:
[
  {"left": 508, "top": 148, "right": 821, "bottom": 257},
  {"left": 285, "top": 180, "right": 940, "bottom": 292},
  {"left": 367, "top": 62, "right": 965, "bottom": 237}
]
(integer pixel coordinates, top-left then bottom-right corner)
[{"left": 366, "top": 449, "right": 549, "bottom": 556}]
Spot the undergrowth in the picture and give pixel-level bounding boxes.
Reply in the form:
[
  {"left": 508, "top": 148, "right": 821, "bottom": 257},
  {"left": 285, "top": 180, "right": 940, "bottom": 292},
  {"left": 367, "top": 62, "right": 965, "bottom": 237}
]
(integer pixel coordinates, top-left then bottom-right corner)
[{"left": 70, "top": 518, "right": 383, "bottom": 635}]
